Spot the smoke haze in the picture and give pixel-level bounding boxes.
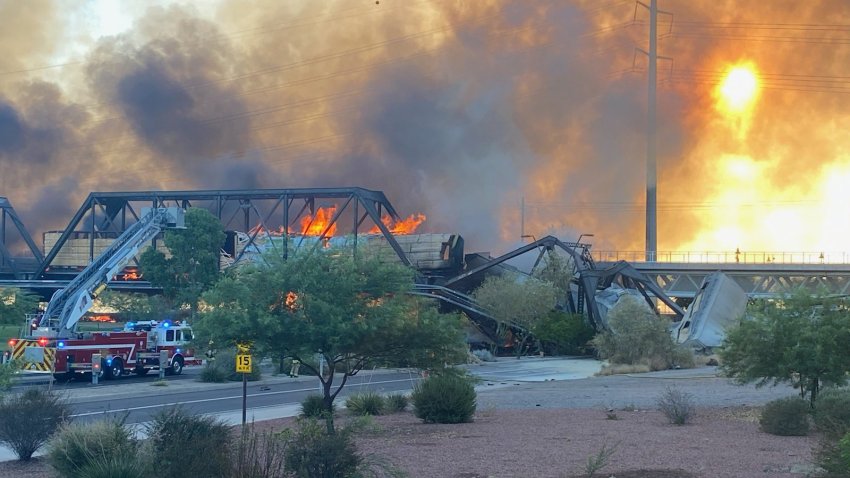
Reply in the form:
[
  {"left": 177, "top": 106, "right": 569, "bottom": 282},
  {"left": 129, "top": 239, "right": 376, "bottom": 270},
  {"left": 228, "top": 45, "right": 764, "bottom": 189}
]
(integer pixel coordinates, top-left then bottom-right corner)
[{"left": 1, "top": 0, "right": 850, "bottom": 256}]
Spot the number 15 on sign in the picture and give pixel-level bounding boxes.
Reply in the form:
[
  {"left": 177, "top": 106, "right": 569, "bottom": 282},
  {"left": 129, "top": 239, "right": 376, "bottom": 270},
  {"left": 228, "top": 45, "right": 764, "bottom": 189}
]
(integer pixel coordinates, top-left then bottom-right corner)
[{"left": 236, "top": 354, "right": 252, "bottom": 373}]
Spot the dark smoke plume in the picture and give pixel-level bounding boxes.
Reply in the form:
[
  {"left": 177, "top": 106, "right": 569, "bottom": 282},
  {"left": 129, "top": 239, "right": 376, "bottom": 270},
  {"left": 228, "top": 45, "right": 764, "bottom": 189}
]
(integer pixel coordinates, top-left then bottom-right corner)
[{"left": 2, "top": 0, "right": 850, "bottom": 257}]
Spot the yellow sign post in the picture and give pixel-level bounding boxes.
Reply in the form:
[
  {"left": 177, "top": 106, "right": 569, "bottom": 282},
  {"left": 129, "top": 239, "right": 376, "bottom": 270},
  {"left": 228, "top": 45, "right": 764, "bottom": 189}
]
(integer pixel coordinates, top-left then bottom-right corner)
[
  {"left": 236, "top": 354, "right": 252, "bottom": 373},
  {"left": 236, "top": 342, "right": 253, "bottom": 425}
]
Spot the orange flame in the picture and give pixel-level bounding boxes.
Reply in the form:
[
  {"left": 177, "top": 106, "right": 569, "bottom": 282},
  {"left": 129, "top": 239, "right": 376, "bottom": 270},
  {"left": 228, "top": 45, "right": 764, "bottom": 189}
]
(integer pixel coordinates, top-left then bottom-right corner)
[
  {"left": 248, "top": 207, "right": 338, "bottom": 238},
  {"left": 368, "top": 213, "right": 426, "bottom": 235},
  {"left": 118, "top": 266, "right": 142, "bottom": 281},
  {"left": 89, "top": 315, "right": 116, "bottom": 323},
  {"left": 300, "top": 206, "right": 337, "bottom": 236},
  {"left": 249, "top": 207, "right": 425, "bottom": 239},
  {"left": 285, "top": 291, "right": 298, "bottom": 311}
]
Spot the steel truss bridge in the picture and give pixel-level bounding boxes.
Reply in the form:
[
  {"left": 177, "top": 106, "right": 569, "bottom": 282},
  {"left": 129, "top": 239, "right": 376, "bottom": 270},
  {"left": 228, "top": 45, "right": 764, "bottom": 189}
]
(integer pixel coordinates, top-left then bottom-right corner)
[
  {"left": 609, "top": 262, "right": 850, "bottom": 299},
  {"left": 3, "top": 188, "right": 850, "bottom": 338},
  {"left": 2, "top": 188, "right": 416, "bottom": 282}
]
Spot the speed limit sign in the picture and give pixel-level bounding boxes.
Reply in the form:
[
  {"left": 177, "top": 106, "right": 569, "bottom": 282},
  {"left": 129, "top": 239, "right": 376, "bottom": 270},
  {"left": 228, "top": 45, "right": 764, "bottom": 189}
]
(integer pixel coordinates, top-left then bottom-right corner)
[{"left": 236, "top": 354, "right": 252, "bottom": 373}]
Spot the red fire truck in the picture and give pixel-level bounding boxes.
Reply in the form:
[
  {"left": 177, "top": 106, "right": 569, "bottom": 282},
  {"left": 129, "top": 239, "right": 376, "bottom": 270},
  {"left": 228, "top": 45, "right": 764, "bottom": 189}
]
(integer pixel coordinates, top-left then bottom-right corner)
[
  {"left": 9, "top": 320, "right": 198, "bottom": 379},
  {"left": 11, "top": 207, "right": 196, "bottom": 379}
]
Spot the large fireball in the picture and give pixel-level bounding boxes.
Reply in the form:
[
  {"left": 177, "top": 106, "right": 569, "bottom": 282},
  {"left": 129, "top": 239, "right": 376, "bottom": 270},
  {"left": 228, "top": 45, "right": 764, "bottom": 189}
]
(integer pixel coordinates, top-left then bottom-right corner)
[{"left": 718, "top": 65, "right": 759, "bottom": 114}]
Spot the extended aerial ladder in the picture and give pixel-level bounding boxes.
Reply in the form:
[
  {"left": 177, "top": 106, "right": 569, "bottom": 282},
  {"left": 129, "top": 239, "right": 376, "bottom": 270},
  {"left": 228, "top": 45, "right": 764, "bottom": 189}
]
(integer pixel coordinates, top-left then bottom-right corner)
[{"left": 35, "top": 207, "right": 185, "bottom": 339}]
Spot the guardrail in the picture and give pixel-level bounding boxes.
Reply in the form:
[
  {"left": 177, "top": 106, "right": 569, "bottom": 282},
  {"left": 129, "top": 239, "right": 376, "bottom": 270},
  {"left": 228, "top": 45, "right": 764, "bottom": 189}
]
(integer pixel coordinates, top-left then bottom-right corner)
[{"left": 593, "top": 250, "right": 850, "bottom": 264}]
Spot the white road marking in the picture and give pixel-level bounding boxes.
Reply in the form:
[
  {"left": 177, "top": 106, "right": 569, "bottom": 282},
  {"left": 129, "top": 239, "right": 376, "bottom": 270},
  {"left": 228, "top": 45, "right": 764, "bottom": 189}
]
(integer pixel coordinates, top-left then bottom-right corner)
[{"left": 70, "top": 377, "right": 416, "bottom": 417}]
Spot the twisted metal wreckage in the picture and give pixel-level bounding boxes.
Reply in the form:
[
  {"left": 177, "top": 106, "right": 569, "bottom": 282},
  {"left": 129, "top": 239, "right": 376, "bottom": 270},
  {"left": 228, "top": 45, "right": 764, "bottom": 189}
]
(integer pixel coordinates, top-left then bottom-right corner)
[{"left": 1, "top": 188, "right": 698, "bottom": 347}]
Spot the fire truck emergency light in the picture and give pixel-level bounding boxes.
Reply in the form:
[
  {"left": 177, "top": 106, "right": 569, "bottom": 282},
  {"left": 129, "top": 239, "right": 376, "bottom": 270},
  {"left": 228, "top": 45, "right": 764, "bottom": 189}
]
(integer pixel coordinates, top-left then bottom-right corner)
[
  {"left": 57, "top": 341, "right": 65, "bottom": 348},
  {"left": 37, "top": 337, "right": 48, "bottom": 346},
  {"left": 7, "top": 339, "right": 16, "bottom": 347}
]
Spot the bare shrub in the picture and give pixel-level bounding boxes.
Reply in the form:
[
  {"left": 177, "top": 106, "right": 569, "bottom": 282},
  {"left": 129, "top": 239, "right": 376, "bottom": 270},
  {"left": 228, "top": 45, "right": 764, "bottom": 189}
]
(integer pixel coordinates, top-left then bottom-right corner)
[
  {"left": 583, "top": 441, "right": 618, "bottom": 477},
  {"left": 0, "top": 389, "right": 69, "bottom": 460},
  {"left": 657, "top": 387, "right": 696, "bottom": 425},
  {"left": 231, "top": 426, "right": 290, "bottom": 478}
]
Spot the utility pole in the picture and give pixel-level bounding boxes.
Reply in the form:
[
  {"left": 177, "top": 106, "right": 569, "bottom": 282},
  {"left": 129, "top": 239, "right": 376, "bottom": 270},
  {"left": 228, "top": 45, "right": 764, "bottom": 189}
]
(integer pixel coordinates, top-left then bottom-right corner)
[
  {"left": 635, "top": 0, "right": 670, "bottom": 261},
  {"left": 646, "top": 0, "right": 657, "bottom": 262}
]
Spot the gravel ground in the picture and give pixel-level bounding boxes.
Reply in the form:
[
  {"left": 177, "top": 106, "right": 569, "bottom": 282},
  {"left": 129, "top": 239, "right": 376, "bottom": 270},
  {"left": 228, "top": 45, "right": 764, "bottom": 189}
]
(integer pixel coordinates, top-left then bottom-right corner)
[{"left": 0, "top": 367, "right": 822, "bottom": 478}]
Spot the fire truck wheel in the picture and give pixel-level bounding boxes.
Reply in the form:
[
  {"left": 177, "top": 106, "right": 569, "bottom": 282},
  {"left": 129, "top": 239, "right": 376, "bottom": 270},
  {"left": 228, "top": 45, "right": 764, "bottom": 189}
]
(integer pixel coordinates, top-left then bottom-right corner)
[
  {"left": 106, "top": 358, "right": 124, "bottom": 380},
  {"left": 170, "top": 357, "right": 184, "bottom": 375},
  {"left": 52, "top": 373, "right": 72, "bottom": 383}
]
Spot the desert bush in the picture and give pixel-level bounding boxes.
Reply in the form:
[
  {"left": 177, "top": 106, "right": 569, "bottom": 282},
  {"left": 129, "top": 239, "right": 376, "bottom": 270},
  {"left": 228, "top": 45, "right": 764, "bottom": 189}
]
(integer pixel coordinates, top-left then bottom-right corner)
[
  {"left": 146, "top": 407, "right": 232, "bottom": 477},
  {"left": 0, "top": 388, "right": 69, "bottom": 460},
  {"left": 657, "top": 387, "right": 696, "bottom": 425},
  {"left": 814, "top": 388, "right": 850, "bottom": 438},
  {"left": 385, "top": 393, "right": 409, "bottom": 413},
  {"left": 533, "top": 311, "right": 596, "bottom": 356},
  {"left": 345, "top": 392, "right": 385, "bottom": 416},
  {"left": 412, "top": 373, "right": 477, "bottom": 424},
  {"left": 211, "top": 350, "right": 263, "bottom": 382},
  {"left": 199, "top": 360, "right": 228, "bottom": 383},
  {"left": 284, "top": 418, "right": 361, "bottom": 478},
  {"left": 0, "top": 359, "right": 19, "bottom": 391},
  {"left": 74, "top": 455, "right": 148, "bottom": 478},
  {"left": 584, "top": 441, "right": 618, "bottom": 477},
  {"left": 231, "top": 426, "right": 290, "bottom": 478},
  {"left": 760, "top": 397, "right": 810, "bottom": 436},
  {"left": 47, "top": 420, "right": 141, "bottom": 478},
  {"left": 591, "top": 295, "right": 694, "bottom": 370},
  {"left": 301, "top": 394, "right": 334, "bottom": 419}
]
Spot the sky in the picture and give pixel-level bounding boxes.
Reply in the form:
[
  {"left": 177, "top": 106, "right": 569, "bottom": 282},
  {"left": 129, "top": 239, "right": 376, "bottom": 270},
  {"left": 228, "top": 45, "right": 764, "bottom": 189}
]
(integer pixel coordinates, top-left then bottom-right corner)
[{"left": 2, "top": 0, "right": 850, "bottom": 258}]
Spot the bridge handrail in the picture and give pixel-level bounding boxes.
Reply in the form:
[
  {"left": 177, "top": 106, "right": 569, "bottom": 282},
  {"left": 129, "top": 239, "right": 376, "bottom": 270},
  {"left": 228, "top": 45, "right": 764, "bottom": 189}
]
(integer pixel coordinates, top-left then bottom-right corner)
[{"left": 594, "top": 250, "right": 850, "bottom": 264}]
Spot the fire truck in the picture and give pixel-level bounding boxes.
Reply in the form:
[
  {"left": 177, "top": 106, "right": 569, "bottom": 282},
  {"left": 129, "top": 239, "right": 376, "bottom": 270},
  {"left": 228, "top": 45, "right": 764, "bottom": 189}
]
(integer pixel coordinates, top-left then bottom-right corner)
[{"left": 9, "top": 207, "right": 199, "bottom": 379}]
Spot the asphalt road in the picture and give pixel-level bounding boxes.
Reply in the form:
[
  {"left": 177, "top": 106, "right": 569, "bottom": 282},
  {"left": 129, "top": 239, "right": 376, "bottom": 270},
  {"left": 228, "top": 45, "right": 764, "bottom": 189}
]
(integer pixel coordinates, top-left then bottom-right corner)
[{"left": 14, "top": 366, "right": 423, "bottom": 425}]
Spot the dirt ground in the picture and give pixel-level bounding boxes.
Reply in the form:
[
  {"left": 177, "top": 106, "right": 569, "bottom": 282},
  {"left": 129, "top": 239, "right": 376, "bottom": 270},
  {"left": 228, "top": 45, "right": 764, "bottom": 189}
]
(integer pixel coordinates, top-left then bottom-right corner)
[{"left": 0, "top": 405, "right": 819, "bottom": 478}]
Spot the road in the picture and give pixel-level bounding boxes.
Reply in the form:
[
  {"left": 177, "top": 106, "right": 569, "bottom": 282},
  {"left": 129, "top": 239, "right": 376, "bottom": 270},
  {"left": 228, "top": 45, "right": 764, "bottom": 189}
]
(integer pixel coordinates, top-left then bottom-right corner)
[{"left": 12, "top": 365, "right": 424, "bottom": 425}]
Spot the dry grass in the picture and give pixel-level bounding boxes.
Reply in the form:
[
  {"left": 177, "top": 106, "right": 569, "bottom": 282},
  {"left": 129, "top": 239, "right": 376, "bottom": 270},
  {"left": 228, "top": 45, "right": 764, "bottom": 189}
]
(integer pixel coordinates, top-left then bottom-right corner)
[{"left": 596, "top": 363, "right": 652, "bottom": 375}]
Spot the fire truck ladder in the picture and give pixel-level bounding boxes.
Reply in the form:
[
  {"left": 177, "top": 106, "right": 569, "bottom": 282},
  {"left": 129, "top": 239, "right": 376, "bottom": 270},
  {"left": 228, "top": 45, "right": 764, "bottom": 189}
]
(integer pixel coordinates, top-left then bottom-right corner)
[{"left": 38, "top": 207, "right": 185, "bottom": 338}]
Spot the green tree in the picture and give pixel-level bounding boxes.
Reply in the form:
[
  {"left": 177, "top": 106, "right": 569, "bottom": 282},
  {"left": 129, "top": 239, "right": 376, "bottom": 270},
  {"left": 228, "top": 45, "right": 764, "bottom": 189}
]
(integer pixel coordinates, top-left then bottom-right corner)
[
  {"left": 139, "top": 208, "right": 225, "bottom": 318},
  {"left": 0, "top": 288, "right": 39, "bottom": 325},
  {"left": 532, "top": 251, "right": 575, "bottom": 307},
  {"left": 196, "top": 247, "right": 466, "bottom": 433},
  {"left": 472, "top": 274, "right": 558, "bottom": 357},
  {"left": 720, "top": 291, "right": 850, "bottom": 406}
]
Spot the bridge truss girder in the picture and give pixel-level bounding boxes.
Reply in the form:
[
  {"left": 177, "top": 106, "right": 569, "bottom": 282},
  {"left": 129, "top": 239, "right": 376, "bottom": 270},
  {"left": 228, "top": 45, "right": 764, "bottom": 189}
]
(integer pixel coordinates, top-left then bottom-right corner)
[
  {"left": 0, "top": 197, "right": 43, "bottom": 279},
  {"left": 642, "top": 269, "right": 850, "bottom": 299},
  {"left": 35, "top": 188, "right": 412, "bottom": 280}
]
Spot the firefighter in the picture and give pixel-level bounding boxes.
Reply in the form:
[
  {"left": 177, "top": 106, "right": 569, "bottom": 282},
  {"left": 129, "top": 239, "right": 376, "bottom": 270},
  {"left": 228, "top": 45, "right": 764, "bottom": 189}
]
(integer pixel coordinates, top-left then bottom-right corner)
[
  {"left": 289, "top": 358, "right": 300, "bottom": 377},
  {"left": 205, "top": 340, "right": 216, "bottom": 362}
]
